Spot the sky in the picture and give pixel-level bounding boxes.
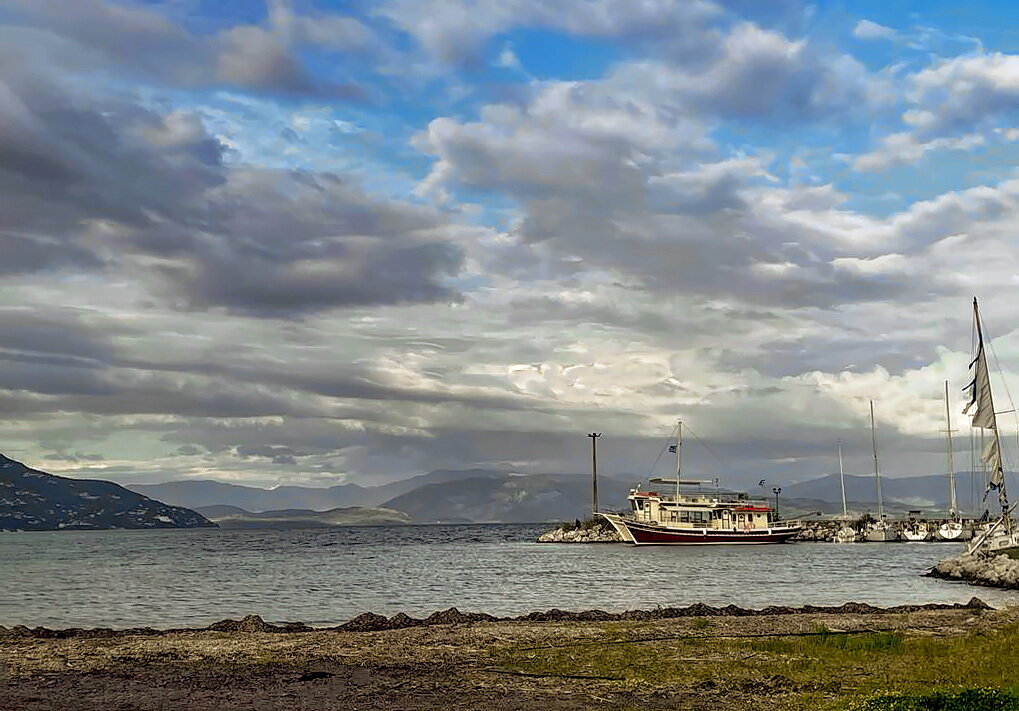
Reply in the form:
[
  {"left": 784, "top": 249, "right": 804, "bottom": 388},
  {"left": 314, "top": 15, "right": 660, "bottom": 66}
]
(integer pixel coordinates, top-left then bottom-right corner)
[{"left": 3, "top": 0, "right": 1019, "bottom": 491}]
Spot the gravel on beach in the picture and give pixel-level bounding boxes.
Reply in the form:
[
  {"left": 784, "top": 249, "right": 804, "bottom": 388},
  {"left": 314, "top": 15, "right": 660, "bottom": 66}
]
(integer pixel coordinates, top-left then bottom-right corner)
[{"left": 1, "top": 598, "right": 1012, "bottom": 711}]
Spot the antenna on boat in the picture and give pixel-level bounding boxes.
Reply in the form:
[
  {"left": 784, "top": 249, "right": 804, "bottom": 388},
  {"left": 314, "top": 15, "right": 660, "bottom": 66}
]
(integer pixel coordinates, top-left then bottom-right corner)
[
  {"left": 837, "top": 439, "right": 847, "bottom": 518},
  {"left": 588, "top": 432, "right": 601, "bottom": 515},
  {"left": 870, "top": 400, "right": 884, "bottom": 519}
]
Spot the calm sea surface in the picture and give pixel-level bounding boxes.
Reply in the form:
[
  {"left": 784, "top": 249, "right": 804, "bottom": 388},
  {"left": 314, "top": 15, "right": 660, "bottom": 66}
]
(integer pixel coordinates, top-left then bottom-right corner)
[{"left": 1, "top": 524, "right": 1015, "bottom": 628}]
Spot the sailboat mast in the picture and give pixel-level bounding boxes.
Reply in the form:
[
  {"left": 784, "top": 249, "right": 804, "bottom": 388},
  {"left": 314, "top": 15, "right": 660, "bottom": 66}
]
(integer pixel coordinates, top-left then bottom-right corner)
[
  {"left": 968, "top": 297, "right": 1008, "bottom": 510},
  {"left": 870, "top": 400, "right": 884, "bottom": 519},
  {"left": 675, "top": 420, "right": 683, "bottom": 501},
  {"left": 945, "top": 380, "right": 958, "bottom": 517},
  {"left": 838, "top": 439, "right": 847, "bottom": 518}
]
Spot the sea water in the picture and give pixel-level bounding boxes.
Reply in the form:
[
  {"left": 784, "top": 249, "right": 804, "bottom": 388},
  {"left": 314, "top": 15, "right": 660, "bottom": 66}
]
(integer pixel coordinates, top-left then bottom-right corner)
[{"left": 0, "top": 524, "right": 1014, "bottom": 628}]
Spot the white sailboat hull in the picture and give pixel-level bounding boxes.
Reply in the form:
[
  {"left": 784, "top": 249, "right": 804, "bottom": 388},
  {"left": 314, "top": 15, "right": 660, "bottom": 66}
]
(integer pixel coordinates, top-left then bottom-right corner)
[
  {"left": 902, "top": 524, "right": 931, "bottom": 542},
  {"left": 936, "top": 521, "right": 970, "bottom": 541}
]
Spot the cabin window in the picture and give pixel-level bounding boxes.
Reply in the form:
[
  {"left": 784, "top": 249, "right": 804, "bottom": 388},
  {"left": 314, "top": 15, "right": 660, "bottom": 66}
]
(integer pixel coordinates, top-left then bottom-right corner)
[{"left": 738, "top": 514, "right": 745, "bottom": 522}]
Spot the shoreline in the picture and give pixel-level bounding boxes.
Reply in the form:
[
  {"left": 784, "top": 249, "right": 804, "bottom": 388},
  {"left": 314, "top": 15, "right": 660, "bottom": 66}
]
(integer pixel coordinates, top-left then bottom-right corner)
[
  {"left": 2, "top": 599, "right": 1016, "bottom": 711},
  {"left": 0, "top": 597, "right": 993, "bottom": 638}
]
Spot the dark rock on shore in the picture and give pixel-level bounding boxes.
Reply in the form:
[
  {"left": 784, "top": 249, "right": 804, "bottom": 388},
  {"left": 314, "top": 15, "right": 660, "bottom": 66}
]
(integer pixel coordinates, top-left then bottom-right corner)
[
  {"left": 0, "top": 453, "right": 215, "bottom": 531},
  {"left": 0, "top": 598, "right": 989, "bottom": 639},
  {"left": 206, "top": 615, "right": 313, "bottom": 633}
]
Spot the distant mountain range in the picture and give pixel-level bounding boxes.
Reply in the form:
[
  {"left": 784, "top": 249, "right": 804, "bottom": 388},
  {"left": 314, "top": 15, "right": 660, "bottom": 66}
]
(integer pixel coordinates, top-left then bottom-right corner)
[
  {"left": 784, "top": 472, "right": 988, "bottom": 511},
  {"left": 381, "top": 473, "right": 633, "bottom": 523},
  {"left": 194, "top": 505, "right": 411, "bottom": 528},
  {"left": 124, "top": 468, "right": 996, "bottom": 525},
  {"left": 129, "top": 470, "right": 635, "bottom": 524},
  {"left": 128, "top": 468, "right": 509, "bottom": 512},
  {"left": 6, "top": 451, "right": 993, "bottom": 531},
  {"left": 0, "top": 454, "right": 214, "bottom": 531}
]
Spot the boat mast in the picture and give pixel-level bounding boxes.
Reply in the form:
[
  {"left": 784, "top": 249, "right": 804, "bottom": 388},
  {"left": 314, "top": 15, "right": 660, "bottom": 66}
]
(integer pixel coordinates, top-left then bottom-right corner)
[
  {"left": 675, "top": 420, "right": 683, "bottom": 501},
  {"left": 870, "top": 400, "right": 884, "bottom": 519},
  {"left": 966, "top": 297, "right": 1008, "bottom": 514},
  {"left": 838, "top": 439, "right": 847, "bottom": 518},
  {"left": 944, "top": 380, "right": 958, "bottom": 518}
]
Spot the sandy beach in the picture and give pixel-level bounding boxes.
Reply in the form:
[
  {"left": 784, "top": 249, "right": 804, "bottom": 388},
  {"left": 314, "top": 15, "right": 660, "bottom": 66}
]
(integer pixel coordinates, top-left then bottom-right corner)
[{"left": 2, "top": 599, "right": 1016, "bottom": 711}]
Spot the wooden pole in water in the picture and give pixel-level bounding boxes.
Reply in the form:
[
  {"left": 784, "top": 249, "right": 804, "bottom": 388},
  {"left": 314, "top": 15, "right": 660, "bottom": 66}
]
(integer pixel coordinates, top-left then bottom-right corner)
[{"left": 588, "top": 432, "right": 601, "bottom": 516}]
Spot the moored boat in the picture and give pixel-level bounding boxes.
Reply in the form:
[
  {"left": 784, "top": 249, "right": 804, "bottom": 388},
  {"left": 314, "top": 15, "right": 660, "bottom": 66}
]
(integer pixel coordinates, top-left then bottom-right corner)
[
  {"left": 832, "top": 441, "right": 858, "bottom": 543},
  {"left": 963, "top": 298, "right": 1018, "bottom": 556},
  {"left": 599, "top": 487, "right": 801, "bottom": 545},
  {"left": 936, "top": 520, "right": 971, "bottom": 541},
  {"left": 865, "top": 401, "right": 898, "bottom": 542},
  {"left": 598, "top": 422, "right": 801, "bottom": 546},
  {"left": 901, "top": 521, "right": 931, "bottom": 542},
  {"left": 864, "top": 520, "right": 899, "bottom": 542}
]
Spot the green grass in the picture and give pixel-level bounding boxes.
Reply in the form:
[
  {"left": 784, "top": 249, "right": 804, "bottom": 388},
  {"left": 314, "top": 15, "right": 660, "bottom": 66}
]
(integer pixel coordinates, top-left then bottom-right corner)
[
  {"left": 852, "top": 688, "right": 1019, "bottom": 710},
  {"left": 493, "top": 623, "right": 1019, "bottom": 710}
]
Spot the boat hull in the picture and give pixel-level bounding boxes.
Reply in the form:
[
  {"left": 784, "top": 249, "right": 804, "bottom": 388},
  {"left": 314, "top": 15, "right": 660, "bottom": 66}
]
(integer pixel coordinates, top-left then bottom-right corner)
[
  {"left": 864, "top": 528, "right": 899, "bottom": 542},
  {"left": 618, "top": 520, "right": 801, "bottom": 545},
  {"left": 935, "top": 522, "right": 971, "bottom": 541}
]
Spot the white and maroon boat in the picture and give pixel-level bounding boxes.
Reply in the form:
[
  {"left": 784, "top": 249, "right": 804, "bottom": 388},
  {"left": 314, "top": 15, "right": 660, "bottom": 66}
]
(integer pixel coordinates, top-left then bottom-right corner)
[
  {"left": 598, "top": 422, "right": 801, "bottom": 545},
  {"left": 599, "top": 481, "right": 801, "bottom": 545}
]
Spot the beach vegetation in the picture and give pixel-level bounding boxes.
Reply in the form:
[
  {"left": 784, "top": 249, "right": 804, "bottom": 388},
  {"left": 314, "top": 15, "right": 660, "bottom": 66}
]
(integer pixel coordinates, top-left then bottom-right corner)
[{"left": 495, "top": 622, "right": 1019, "bottom": 710}]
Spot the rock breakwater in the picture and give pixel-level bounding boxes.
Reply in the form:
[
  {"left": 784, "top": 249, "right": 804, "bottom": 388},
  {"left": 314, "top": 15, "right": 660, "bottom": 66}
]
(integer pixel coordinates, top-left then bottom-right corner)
[
  {"left": 929, "top": 553, "right": 1019, "bottom": 590},
  {"left": 537, "top": 524, "right": 621, "bottom": 543}
]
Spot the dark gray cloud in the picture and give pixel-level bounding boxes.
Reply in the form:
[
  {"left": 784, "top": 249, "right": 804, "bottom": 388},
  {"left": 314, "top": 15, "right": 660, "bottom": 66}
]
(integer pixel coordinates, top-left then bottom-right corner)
[
  {"left": 0, "top": 45, "right": 463, "bottom": 314},
  {"left": 0, "top": 0, "right": 369, "bottom": 98}
]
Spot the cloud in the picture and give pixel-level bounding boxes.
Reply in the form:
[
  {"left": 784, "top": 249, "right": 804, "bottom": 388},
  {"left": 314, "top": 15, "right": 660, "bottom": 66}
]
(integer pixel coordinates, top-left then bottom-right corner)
[
  {"left": 609, "top": 24, "right": 881, "bottom": 121},
  {"left": 853, "top": 19, "right": 897, "bottom": 41},
  {"left": 0, "top": 0, "right": 370, "bottom": 98},
  {"left": 0, "top": 48, "right": 464, "bottom": 314},
  {"left": 906, "top": 52, "right": 1019, "bottom": 137},
  {"left": 6, "top": 0, "right": 1019, "bottom": 493},
  {"left": 853, "top": 131, "right": 987, "bottom": 172}
]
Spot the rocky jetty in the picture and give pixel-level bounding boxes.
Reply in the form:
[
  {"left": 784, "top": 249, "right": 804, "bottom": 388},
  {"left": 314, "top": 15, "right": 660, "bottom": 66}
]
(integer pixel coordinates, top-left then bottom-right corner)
[
  {"left": 929, "top": 553, "right": 1019, "bottom": 590},
  {"left": 537, "top": 520, "right": 621, "bottom": 543}
]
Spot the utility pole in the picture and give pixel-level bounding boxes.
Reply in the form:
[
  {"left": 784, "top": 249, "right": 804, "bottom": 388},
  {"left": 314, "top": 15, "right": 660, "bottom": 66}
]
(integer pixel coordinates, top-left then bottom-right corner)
[
  {"left": 588, "top": 432, "right": 602, "bottom": 516},
  {"left": 772, "top": 487, "right": 782, "bottom": 520}
]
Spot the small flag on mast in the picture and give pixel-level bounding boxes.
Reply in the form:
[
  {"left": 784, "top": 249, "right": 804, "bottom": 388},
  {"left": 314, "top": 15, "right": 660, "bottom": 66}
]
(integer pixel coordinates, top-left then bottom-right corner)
[{"left": 668, "top": 444, "right": 677, "bottom": 453}]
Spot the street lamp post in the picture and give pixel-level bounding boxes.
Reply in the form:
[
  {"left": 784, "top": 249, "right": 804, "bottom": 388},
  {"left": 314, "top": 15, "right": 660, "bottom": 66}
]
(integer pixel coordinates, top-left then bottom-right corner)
[
  {"left": 772, "top": 487, "right": 782, "bottom": 520},
  {"left": 588, "top": 433, "right": 602, "bottom": 516}
]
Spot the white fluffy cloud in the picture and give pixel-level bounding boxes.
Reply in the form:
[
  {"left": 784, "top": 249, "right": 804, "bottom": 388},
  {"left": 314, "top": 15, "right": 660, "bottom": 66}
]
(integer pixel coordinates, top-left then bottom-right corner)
[{"left": 853, "top": 19, "right": 897, "bottom": 41}]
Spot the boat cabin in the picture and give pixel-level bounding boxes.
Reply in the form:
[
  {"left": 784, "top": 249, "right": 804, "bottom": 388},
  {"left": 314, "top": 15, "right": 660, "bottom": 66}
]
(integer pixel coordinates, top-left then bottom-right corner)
[{"left": 628, "top": 478, "right": 774, "bottom": 531}]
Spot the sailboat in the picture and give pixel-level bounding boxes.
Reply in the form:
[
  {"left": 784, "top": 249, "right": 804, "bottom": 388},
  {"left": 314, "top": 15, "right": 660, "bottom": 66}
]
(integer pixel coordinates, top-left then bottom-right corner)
[
  {"left": 833, "top": 440, "right": 858, "bottom": 543},
  {"left": 864, "top": 400, "right": 899, "bottom": 542},
  {"left": 936, "top": 379, "right": 971, "bottom": 541},
  {"left": 964, "top": 298, "right": 1017, "bottom": 555}
]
